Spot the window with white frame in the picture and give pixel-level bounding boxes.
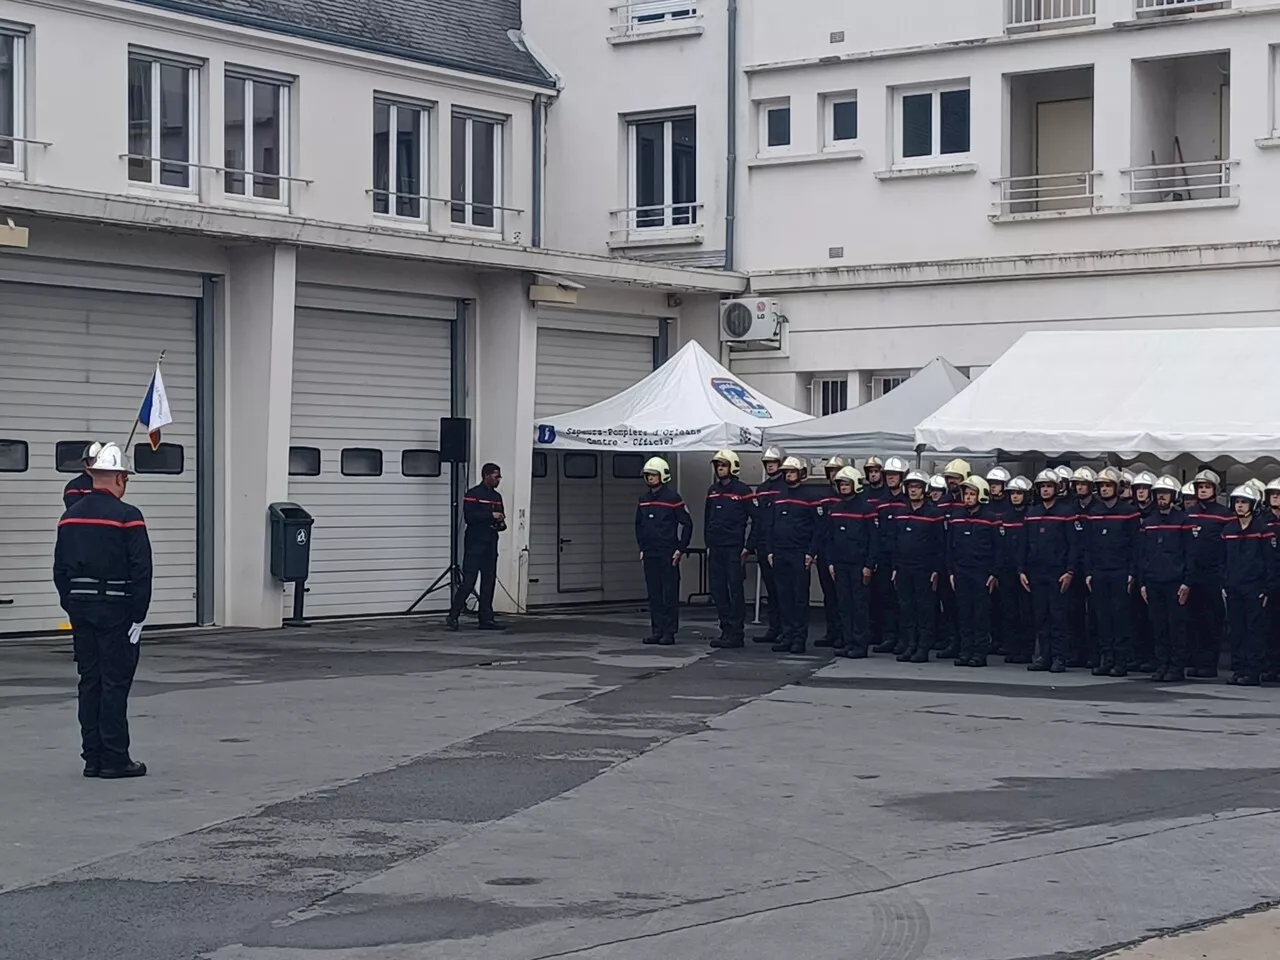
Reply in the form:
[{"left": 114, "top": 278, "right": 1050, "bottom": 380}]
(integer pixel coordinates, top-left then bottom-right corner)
[
  {"left": 869, "top": 372, "right": 911, "bottom": 401},
  {"left": 224, "top": 73, "right": 288, "bottom": 202},
  {"left": 1271, "top": 45, "right": 1280, "bottom": 138},
  {"left": 0, "top": 30, "right": 25, "bottom": 172},
  {"left": 812, "top": 377, "right": 849, "bottom": 417},
  {"left": 758, "top": 100, "right": 790, "bottom": 154},
  {"left": 633, "top": 1, "right": 697, "bottom": 25},
  {"left": 894, "top": 83, "right": 970, "bottom": 165},
  {"left": 628, "top": 113, "right": 697, "bottom": 229},
  {"left": 127, "top": 52, "right": 198, "bottom": 189},
  {"left": 451, "top": 112, "right": 503, "bottom": 230},
  {"left": 373, "top": 98, "right": 428, "bottom": 220},
  {"left": 824, "top": 93, "right": 858, "bottom": 150}
]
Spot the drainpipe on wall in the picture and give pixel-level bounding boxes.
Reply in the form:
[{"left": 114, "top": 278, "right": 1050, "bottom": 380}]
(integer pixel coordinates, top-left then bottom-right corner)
[
  {"left": 724, "top": 0, "right": 739, "bottom": 272},
  {"left": 531, "top": 94, "right": 544, "bottom": 248}
]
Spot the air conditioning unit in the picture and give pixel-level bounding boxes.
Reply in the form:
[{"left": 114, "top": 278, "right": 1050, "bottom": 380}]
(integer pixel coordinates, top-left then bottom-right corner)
[{"left": 720, "top": 298, "right": 783, "bottom": 346}]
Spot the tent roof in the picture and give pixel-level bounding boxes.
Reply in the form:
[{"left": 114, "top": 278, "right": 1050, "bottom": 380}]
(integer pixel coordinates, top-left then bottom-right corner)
[
  {"left": 914, "top": 327, "right": 1280, "bottom": 462},
  {"left": 533, "top": 340, "right": 812, "bottom": 452},
  {"left": 764, "top": 357, "right": 971, "bottom": 457}
]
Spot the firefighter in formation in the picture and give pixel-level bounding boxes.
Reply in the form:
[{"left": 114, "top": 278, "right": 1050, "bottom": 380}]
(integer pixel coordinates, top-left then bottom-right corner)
[{"left": 641, "top": 451, "right": 1279, "bottom": 687}]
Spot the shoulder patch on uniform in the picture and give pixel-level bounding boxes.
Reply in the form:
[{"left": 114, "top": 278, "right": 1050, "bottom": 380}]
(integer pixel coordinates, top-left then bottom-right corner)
[
  {"left": 816, "top": 505, "right": 824, "bottom": 516},
  {"left": 1074, "top": 521, "right": 1083, "bottom": 532}
]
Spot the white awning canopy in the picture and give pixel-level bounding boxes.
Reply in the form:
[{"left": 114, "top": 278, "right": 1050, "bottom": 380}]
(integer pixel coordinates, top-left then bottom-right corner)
[
  {"left": 765, "top": 357, "right": 972, "bottom": 457},
  {"left": 533, "top": 340, "right": 812, "bottom": 452},
  {"left": 914, "top": 327, "right": 1280, "bottom": 463}
]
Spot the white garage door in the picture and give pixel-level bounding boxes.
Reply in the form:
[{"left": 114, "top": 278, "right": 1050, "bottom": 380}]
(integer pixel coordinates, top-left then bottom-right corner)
[
  {"left": 288, "top": 295, "right": 456, "bottom": 618},
  {"left": 529, "top": 321, "right": 659, "bottom": 606},
  {"left": 0, "top": 281, "right": 199, "bottom": 634}
]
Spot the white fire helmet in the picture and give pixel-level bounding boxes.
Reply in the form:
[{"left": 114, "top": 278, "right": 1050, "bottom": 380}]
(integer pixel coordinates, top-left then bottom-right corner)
[
  {"left": 1071, "top": 466, "right": 1097, "bottom": 484},
  {"left": 711, "top": 449, "right": 741, "bottom": 476},
  {"left": 864, "top": 456, "right": 884, "bottom": 469},
  {"left": 961, "top": 475, "right": 991, "bottom": 504},
  {"left": 1054, "top": 465, "right": 1073, "bottom": 482},
  {"left": 1193, "top": 468, "right": 1222, "bottom": 489},
  {"left": 985, "top": 466, "right": 1012, "bottom": 484},
  {"left": 1230, "top": 484, "right": 1261, "bottom": 506},
  {"left": 1120, "top": 469, "right": 1136, "bottom": 486},
  {"left": 1265, "top": 477, "right": 1280, "bottom": 495},
  {"left": 928, "top": 474, "right": 948, "bottom": 491},
  {"left": 883, "top": 456, "right": 910, "bottom": 475},
  {"left": 1035, "top": 469, "right": 1060, "bottom": 487},
  {"left": 1180, "top": 482, "right": 1196, "bottom": 498},
  {"left": 834, "top": 465, "right": 864, "bottom": 494},
  {"left": 1007, "top": 475, "right": 1033, "bottom": 493},
  {"left": 1151, "top": 475, "right": 1181, "bottom": 495},
  {"left": 780, "top": 456, "right": 805, "bottom": 474},
  {"left": 943, "top": 458, "right": 971, "bottom": 479},
  {"left": 904, "top": 470, "right": 930, "bottom": 488},
  {"left": 88, "top": 442, "right": 132, "bottom": 474},
  {"left": 642, "top": 457, "right": 671, "bottom": 484},
  {"left": 762, "top": 446, "right": 787, "bottom": 464},
  {"left": 1095, "top": 467, "right": 1122, "bottom": 488},
  {"left": 81, "top": 441, "right": 103, "bottom": 464},
  {"left": 1133, "top": 471, "right": 1157, "bottom": 488},
  {"left": 825, "top": 456, "right": 848, "bottom": 473}
]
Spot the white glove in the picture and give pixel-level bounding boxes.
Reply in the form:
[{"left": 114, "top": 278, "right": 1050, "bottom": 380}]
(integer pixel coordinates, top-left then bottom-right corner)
[{"left": 128, "top": 622, "right": 144, "bottom": 645}]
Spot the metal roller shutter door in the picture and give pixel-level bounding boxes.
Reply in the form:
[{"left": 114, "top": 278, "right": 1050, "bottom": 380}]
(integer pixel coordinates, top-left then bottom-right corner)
[
  {"left": 288, "top": 306, "right": 453, "bottom": 618},
  {"left": 0, "top": 282, "right": 198, "bottom": 634},
  {"left": 529, "top": 327, "right": 656, "bottom": 606}
]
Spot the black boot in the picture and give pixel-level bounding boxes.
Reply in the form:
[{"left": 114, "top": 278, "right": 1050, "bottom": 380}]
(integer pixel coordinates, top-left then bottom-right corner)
[
  {"left": 771, "top": 639, "right": 792, "bottom": 653},
  {"left": 814, "top": 637, "right": 834, "bottom": 648},
  {"left": 1027, "top": 657, "right": 1050, "bottom": 672},
  {"left": 843, "top": 646, "right": 869, "bottom": 659},
  {"left": 755, "top": 630, "right": 780, "bottom": 645},
  {"left": 658, "top": 636, "right": 675, "bottom": 646},
  {"left": 1049, "top": 658, "right": 1067, "bottom": 674},
  {"left": 83, "top": 762, "right": 100, "bottom": 778},
  {"left": 909, "top": 647, "right": 929, "bottom": 663},
  {"left": 935, "top": 643, "right": 959, "bottom": 660},
  {"left": 1166, "top": 666, "right": 1186, "bottom": 681},
  {"left": 1229, "top": 673, "right": 1260, "bottom": 686},
  {"left": 790, "top": 641, "right": 807, "bottom": 654},
  {"left": 832, "top": 638, "right": 849, "bottom": 651},
  {"left": 1006, "top": 654, "right": 1031, "bottom": 664},
  {"left": 99, "top": 761, "right": 147, "bottom": 779},
  {"left": 896, "top": 645, "right": 915, "bottom": 662},
  {"left": 872, "top": 639, "right": 897, "bottom": 653},
  {"left": 642, "top": 635, "right": 661, "bottom": 645},
  {"left": 445, "top": 615, "right": 460, "bottom": 631},
  {"left": 967, "top": 656, "right": 988, "bottom": 667},
  {"left": 1092, "top": 658, "right": 1112, "bottom": 677},
  {"left": 1109, "top": 664, "right": 1128, "bottom": 678}
]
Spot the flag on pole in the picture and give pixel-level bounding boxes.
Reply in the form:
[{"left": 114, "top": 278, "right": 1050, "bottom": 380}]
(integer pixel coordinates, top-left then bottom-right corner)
[{"left": 137, "top": 364, "right": 173, "bottom": 451}]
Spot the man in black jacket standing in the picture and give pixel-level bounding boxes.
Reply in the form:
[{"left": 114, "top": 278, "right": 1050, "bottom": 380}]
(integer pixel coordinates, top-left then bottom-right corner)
[
  {"left": 636, "top": 457, "right": 693, "bottom": 646},
  {"left": 705, "top": 449, "right": 754, "bottom": 649},
  {"left": 53, "top": 442, "right": 152, "bottom": 779},
  {"left": 447, "top": 462, "right": 506, "bottom": 631},
  {"left": 1138, "top": 475, "right": 1193, "bottom": 681}
]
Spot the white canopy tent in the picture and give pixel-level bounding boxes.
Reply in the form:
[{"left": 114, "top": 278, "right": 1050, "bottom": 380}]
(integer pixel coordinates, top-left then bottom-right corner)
[
  {"left": 764, "top": 357, "right": 972, "bottom": 457},
  {"left": 915, "top": 327, "right": 1280, "bottom": 463},
  {"left": 533, "top": 339, "right": 812, "bottom": 452}
]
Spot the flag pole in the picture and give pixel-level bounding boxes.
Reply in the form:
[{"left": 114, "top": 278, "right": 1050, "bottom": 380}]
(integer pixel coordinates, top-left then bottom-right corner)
[{"left": 124, "top": 350, "right": 167, "bottom": 452}]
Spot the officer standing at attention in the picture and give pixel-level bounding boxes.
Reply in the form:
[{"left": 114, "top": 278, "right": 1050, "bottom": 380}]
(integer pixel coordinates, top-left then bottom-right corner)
[
  {"left": 636, "top": 457, "right": 692, "bottom": 646},
  {"left": 1128, "top": 471, "right": 1159, "bottom": 673},
  {"left": 999, "top": 476, "right": 1035, "bottom": 664},
  {"left": 704, "top": 449, "right": 754, "bottom": 649},
  {"left": 814, "top": 457, "right": 848, "bottom": 648},
  {"left": 1137, "top": 475, "right": 1194, "bottom": 682},
  {"left": 62, "top": 442, "right": 102, "bottom": 510},
  {"left": 1021, "top": 469, "right": 1082, "bottom": 674},
  {"left": 53, "top": 443, "right": 151, "bottom": 779},
  {"left": 889, "top": 470, "right": 946, "bottom": 664},
  {"left": 985, "top": 467, "right": 1013, "bottom": 656},
  {"left": 947, "top": 475, "right": 999, "bottom": 667},
  {"left": 1264, "top": 478, "right": 1280, "bottom": 682},
  {"left": 447, "top": 462, "right": 506, "bottom": 631},
  {"left": 749, "top": 446, "right": 788, "bottom": 645},
  {"left": 767, "top": 456, "right": 822, "bottom": 654},
  {"left": 1185, "top": 469, "right": 1231, "bottom": 679},
  {"left": 826, "top": 465, "right": 877, "bottom": 658},
  {"left": 1221, "top": 484, "right": 1277, "bottom": 686},
  {"left": 1084, "top": 467, "right": 1140, "bottom": 678},
  {"left": 870, "top": 457, "right": 910, "bottom": 654},
  {"left": 1068, "top": 466, "right": 1098, "bottom": 668}
]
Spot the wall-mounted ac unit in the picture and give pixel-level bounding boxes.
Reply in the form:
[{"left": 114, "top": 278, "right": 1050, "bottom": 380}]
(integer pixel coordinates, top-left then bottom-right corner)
[{"left": 720, "top": 298, "right": 783, "bottom": 347}]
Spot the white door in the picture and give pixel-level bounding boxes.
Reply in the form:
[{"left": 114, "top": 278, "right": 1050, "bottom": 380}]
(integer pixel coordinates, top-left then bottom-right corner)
[
  {"left": 529, "top": 325, "right": 657, "bottom": 606},
  {"left": 1035, "top": 98, "right": 1093, "bottom": 210},
  {"left": 288, "top": 301, "right": 455, "bottom": 618},
  {"left": 0, "top": 282, "right": 198, "bottom": 634}
]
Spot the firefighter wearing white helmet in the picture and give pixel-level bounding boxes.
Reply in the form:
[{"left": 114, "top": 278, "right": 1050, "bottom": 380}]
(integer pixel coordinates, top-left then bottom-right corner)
[
  {"left": 1221, "top": 483, "right": 1277, "bottom": 685},
  {"left": 1131, "top": 471, "right": 1157, "bottom": 517},
  {"left": 827, "top": 466, "right": 876, "bottom": 658},
  {"left": 927, "top": 473, "right": 948, "bottom": 504},
  {"left": 53, "top": 442, "right": 152, "bottom": 779},
  {"left": 1266, "top": 478, "right": 1280, "bottom": 519},
  {"left": 868, "top": 456, "right": 909, "bottom": 653},
  {"left": 1021, "top": 467, "right": 1081, "bottom": 673},
  {"left": 813, "top": 458, "right": 850, "bottom": 649},
  {"left": 1083, "top": 466, "right": 1140, "bottom": 677},
  {"left": 1054, "top": 465, "right": 1073, "bottom": 498},
  {"left": 750, "top": 446, "right": 790, "bottom": 644},
  {"left": 934, "top": 469, "right": 968, "bottom": 661},
  {"left": 766, "top": 456, "right": 824, "bottom": 653},
  {"left": 1137, "top": 475, "right": 1194, "bottom": 681},
  {"left": 985, "top": 467, "right": 1011, "bottom": 504},
  {"left": 947, "top": 475, "right": 999, "bottom": 667},
  {"left": 942, "top": 458, "right": 971, "bottom": 496},
  {"left": 999, "top": 477, "right": 1035, "bottom": 663},
  {"left": 863, "top": 456, "right": 885, "bottom": 491},
  {"left": 1071, "top": 466, "right": 1098, "bottom": 511},
  {"left": 63, "top": 440, "right": 104, "bottom": 510},
  {"left": 1119, "top": 469, "right": 1136, "bottom": 502},
  {"left": 1185, "top": 469, "right": 1231, "bottom": 679},
  {"left": 885, "top": 469, "right": 945, "bottom": 663},
  {"left": 705, "top": 449, "right": 755, "bottom": 649},
  {"left": 636, "top": 457, "right": 692, "bottom": 646}
]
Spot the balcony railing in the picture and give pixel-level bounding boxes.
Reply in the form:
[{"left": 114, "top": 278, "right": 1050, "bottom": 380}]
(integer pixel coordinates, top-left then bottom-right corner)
[
  {"left": 1006, "top": 0, "right": 1095, "bottom": 32},
  {"left": 1122, "top": 160, "right": 1237, "bottom": 203},
  {"left": 610, "top": 0, "right": 700, "bottom": 36},
  {"left": 609, "top": 202, "right": 704, "bottom": 246},
  {"left": 1134, "top": 0, "right": 1229, "bottom": 15},
  {"left": 991, "top": 171, "right": 1100, "bottom": 215}
]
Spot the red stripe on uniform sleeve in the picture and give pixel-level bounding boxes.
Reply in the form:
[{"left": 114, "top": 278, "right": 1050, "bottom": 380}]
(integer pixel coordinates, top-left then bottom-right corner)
[{"left": 58, "top": 518, "right": 146, "bottom": 529}]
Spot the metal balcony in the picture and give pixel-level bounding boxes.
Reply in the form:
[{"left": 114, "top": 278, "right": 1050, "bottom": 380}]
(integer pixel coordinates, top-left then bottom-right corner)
[{"left": 1006, "top": 0, "right": 1095, "bottom": 32}]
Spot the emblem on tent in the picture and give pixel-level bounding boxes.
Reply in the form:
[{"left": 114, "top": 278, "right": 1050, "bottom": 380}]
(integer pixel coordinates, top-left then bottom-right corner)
[
  {"left": 711, "top": 377, "right": 772, "bottom": 420},
  {"left": 536, "top": 424, "right": 557, "bottom": 444}
]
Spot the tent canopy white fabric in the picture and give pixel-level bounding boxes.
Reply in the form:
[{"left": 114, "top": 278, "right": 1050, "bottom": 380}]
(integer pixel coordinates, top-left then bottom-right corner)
[
  {"left": 764, "top": 357, "right": 972, "bottom": 457},
  {"left": 915, "top": 327, "right": 1280, "bottom": 462},
  {"left": 533, "top": 340, "right": 812, "bottom": 452}
]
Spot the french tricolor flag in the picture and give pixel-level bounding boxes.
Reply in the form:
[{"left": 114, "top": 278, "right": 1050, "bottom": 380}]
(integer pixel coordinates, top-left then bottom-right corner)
[{"left": 137, "top": 364, "right": 173, "bottom": 451}]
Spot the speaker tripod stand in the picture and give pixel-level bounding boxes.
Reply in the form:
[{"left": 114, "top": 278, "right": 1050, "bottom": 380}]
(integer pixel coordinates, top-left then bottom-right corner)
[{"left": 406, "top": 459, "right": 477, "bottom": 616}]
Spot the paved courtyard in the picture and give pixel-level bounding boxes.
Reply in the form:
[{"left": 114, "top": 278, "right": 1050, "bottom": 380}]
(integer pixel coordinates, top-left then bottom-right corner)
[{"left": 2, "top": 610, "right": 1280, "bottom": 960}]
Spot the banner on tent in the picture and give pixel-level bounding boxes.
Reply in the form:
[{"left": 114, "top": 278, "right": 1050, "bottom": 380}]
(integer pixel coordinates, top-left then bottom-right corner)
[{"left": 534, "top": 423, "right": 765, "bottom": 450}]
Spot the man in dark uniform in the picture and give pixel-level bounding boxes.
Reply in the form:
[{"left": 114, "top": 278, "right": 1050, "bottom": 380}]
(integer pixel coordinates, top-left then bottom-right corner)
[
  {"left": 870, "top": 456, "right": 909, "bottom": 653},
  {"left": 53, "top": 443, "right": 151, "bottom": 779},
  {"left": 1000, "top": 476, "right": 1035, "bottom": 664},
  {"left": 826, "top": 466, "right": 877, "bottom": 659},
  {"left": 1138, "top": 475, "right": 1194, "bottom": 682},
  {"left": 985, "top": 467, "right": 1013, "bottom": 655},
  {"left": 888, "top": 470, "right": 945, "bottom": 664},
  {"left": 1083, "top": 467, "right": 1140, "bottom": 678},
  {"left": 1221, "top": 484, "right": 1278, "bottom": 686},
  {"left": 767, "top": 456, "right": 822, "bottom": 654},
  {"left": 1185, "top": 469, "right": 1231, "bottom": 678},
  {"left": 1128, "top": 471, "right": 1158, "bottom": 672},
  {"left": 62, "top": 442, "right": 101, "bottom": 510},
  {"left": 1067, "top": 466, "right": 1098, "bottom": 668},
  {"left": 636, "top": 457, "right": 692, "bottom": 646},
  {"left": 813, "top": 457, "right": 848, "bottom": 648},
  {"left": 1021, "top": 469, "right": 1082, "bottom": 674},
  {"left": 447, "top": 462, "right": 505, "bottom": 631},
  {"left": 749, "top": 446, "right": 788, "bottom": 644},
  {"left": 705, "top": 449, "right": 754, "bottom": 649},
  {"left": 947, "top": 475, "right": 999, "bottom": 667},
  {"left": 1265, "top": 478, "right": 1280, "bottom": 681},
  {"left": 933, "top": 459, "right": 972, "bottom": 660}
]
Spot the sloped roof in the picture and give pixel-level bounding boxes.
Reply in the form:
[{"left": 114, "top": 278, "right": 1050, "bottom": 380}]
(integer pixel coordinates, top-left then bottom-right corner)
[{"left": 130, "top": 0, "right": 554, "bottom": 87}]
